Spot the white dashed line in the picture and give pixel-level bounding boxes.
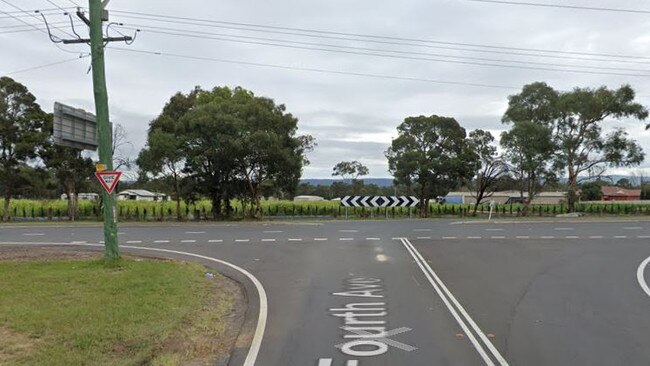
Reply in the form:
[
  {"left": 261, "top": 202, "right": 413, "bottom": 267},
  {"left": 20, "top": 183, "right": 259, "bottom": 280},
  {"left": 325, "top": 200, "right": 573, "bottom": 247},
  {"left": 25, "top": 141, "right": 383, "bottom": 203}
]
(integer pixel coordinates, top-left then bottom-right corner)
[
  {"left": 516, "top": 236, "right": 530, "bottom": 239},
  {"left": 638, "top": 236, "right": 650, "bottom": 239},
  {"left": 23, "top": 233, "right": 45, "bottom": 236},
  {"left": 154, "top": 240, "right": 170, "bottom": 243},
  {"left": 366, "top": 238, "right": 381, "bottom": 241},
  {"left": 314, "top": 238, "right": 328, "bottom": 241},
  {"left": 261, "top": 239, "right": 276, "bottom": 242},
  {"left": 565, "top": 236, "right": 580, "bottom": 239},
  {"left": 414, "top": 229, "right": 432, "bottom": 232},
  {"left": 208, "top": 239, "right": 223, "bottom": 243},
  {"left": 624, "top": 227, "right": 643, "bottom": 230},
  {"left": 614, "top": 236, "right": 627, "bottom": 239},
  {"left": 99, "top": 241, "right": 104, "bottom": 244},
  {"left": 485, "top": 228, "right": 504, "bottom": 232},
  {"left": 491, "top": 236, "right": 505, "bottom": 239},
  {"left": 339, "top": 230, "right": 358, "bottom": 233},
  {"left": 340, "top": 238, "right": 354, "bottom": 241},
  {"left": 185, "top": 231, "right": 205, "bottom": 234},
  {"left": 288, "top": 238, "right": 302, "bottom": 242},
  {"left": 126, "top": 240, "right": 141, "bottom": 244},
  {"left": 589, "top": 236, "right": 603, "bottom": 239},
  {"left": 442, "top": 236, "right": 457, "bottom": 240},
  {"left": 417, "top": 236, "right": 432, "bottom": 239},
  {"left": 235, "top": 239, "right": 250, "bottom": 243},
  {"left": 181, "top": 240, "right": 196, "bottom": 243},
  {"left": 263, "top": 230, "right": 283, "bottom": 233},
  {"left": 467, "top": 236, "right": 482, "bottom": 239},
  {"left": 540, "top": 236, "right": 555, "bottom": 239},
  {"left": 554, "top": 228, "right": 574, "bottom": 231}
]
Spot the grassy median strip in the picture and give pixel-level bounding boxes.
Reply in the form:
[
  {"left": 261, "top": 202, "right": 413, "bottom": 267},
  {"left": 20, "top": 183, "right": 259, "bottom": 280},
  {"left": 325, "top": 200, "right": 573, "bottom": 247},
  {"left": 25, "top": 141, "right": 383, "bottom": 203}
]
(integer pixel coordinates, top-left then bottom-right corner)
[{"left": 0, "top": 258, "right": 237, "bottom": 366}]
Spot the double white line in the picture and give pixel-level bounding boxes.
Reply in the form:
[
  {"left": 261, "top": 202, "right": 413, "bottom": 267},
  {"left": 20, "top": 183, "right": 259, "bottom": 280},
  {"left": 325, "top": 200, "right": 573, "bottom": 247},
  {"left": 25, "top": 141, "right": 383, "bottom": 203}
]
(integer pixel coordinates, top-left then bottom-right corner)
[{"left": 399, "top": 238, "right": 509, "bottom": 366}]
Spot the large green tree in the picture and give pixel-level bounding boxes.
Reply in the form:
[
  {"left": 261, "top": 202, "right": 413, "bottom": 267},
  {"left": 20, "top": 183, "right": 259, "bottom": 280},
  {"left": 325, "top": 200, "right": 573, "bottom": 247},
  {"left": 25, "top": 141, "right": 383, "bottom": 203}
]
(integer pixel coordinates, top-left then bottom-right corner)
[
  {"left": 137, "top": 90, "right": 198, "bottom": 220},
  {"left": 503, "top": 82, "right": 647, "bottom": 212},
  {"left": 0, "top": 77, "right": 49, "bottom": 221},
  {"left": 500, "top": 121, "right": 555, "bottom": 215},
  {"left": 386, "top": 115, "right": 476, "bottom": 217},
  {"left": 180, "top": 86, "right": 314, "bottom": 219}
]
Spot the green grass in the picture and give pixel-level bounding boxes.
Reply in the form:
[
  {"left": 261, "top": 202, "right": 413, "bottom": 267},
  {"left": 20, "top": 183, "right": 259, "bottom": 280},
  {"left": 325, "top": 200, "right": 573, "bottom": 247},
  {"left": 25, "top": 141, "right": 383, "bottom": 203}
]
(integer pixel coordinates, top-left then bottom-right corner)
[{"left": 0, "top": 259, "right": 234, "bottom": 365}]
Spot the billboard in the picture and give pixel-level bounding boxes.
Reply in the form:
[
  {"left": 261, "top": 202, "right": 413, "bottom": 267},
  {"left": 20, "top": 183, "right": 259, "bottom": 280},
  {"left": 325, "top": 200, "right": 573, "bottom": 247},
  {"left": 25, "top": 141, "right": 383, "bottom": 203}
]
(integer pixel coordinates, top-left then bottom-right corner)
[{"left": 52, "top": 102, "right": 111, "bottom": 151}]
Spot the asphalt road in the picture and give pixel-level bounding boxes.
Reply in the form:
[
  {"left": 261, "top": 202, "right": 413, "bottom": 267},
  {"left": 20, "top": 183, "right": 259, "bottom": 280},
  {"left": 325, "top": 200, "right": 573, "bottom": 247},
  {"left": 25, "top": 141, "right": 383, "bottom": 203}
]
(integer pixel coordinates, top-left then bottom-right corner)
[{"left": 2, "top": 218, "right": 650, "bottom": 366}]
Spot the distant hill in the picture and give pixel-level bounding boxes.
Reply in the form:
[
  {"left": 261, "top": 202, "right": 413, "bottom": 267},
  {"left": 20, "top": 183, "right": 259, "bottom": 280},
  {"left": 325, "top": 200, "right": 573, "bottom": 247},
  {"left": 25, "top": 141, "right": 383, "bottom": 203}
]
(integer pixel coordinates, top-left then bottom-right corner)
[{"left": 301, "top": 178, "right": 394, "bottom": 187}]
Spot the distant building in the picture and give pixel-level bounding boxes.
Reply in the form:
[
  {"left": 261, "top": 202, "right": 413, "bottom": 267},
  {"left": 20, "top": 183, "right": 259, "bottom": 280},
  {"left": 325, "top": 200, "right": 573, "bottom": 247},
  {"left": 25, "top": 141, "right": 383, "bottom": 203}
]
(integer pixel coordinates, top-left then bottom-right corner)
[
  {"left": 601, "top": 186, "right": 641, "bottom": 201},
  {"left": 117, "top": 189, "right": 168, "bottom": 202},
  {"left": 60, "top": 193, "right": 99, "bottom": 200},
  {"left": 444, "top": 191, "right": 567, "bottom": 205},
  {"left": 293, "top": 195, "right": 325, "bottom": 202}
]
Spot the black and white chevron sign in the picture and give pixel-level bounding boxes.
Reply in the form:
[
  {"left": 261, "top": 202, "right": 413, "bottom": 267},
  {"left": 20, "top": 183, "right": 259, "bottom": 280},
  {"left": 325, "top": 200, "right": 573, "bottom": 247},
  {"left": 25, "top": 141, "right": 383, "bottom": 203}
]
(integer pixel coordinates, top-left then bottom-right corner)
[{"left": 340, "top": 196, "right": 419, "bottom": 208}]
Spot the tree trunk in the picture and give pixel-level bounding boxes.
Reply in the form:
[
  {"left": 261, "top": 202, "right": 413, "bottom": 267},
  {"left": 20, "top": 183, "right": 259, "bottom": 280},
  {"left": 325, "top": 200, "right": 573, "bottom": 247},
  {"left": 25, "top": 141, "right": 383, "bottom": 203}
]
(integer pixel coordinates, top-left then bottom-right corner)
[
  {"left": 2, "top": 192, "right": 10, "bottom": 222},
  {"left": 174, "top": 174, "right": 182, "bottom": 221},
  {"left": 566, "top": 174, "right": 578, "bottom": 213},
  {"left": 419, "top": 185, "right": 427, "bottom": 218},
  {"left": 211, "top": 195, "right": 221, "bottom": 220}
]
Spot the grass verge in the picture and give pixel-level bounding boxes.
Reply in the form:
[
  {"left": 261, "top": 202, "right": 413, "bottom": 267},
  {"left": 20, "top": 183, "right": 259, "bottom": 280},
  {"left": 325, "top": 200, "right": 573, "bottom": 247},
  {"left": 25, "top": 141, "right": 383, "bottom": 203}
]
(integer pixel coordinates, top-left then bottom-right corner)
[{"left": 0, "top": 257, "right": 241, "bottom": 366}]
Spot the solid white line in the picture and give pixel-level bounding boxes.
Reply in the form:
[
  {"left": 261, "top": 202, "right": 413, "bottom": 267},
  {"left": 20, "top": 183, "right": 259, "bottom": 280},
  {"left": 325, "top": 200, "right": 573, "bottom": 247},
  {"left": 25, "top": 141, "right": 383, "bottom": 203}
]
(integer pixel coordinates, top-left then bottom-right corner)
[
  {"left": 589, "top": 235, "right": 603, "bottom": 239},
  {"left": 185, "top": 231, "right": 205, "bottom": 234},
  {"left": 366, "top": 238, "right": 381, "bottom": 241},
  {"left": 442, "top": 236, "right": 457, "bottom": 240},
  {"left": 70, "top": 241, "right": 87, "bottom": 244},
  {"left": 314, "top": 238, "right": 328, "bottom": 241},
  {"left": 515, "top": 236, "right": 529, "bottom": 239},
  {"left": 400, "top": 238, "right": 507, "bottom": 366},
  {"left": 637, "top": 256, "right": 650, "bottom": 299},
  {"left": 0, "top": 242, "right": 268, "bottom": 366},
  {"left": 208, "top": 239, "right": 223, "bottom": 243},
  {"left": 23, "top": 233, "right": 45, "bottom": 236},
  {"left": 417, "top": 236, "right": 431, "bottom": 239},
  {"left": 126, "top": 240, "right": 142, "bottom": 244},
  {"left": 235, "top": 239, "right": 250, "bottom": 243},
  {"left": 340, "top": 238, "right": 354, "bottom": 241},
  {"left": 181, "top": 240, "right": 196, "bottom": 243},
  {"left": 154, "top": 240, "right": 170, "bottom": 243},
  {"left": 614, "top": 236, "right": 627, "bottom": 239},
  {"left": 288, "top": 238, "right": 302, "bottom": 242}
]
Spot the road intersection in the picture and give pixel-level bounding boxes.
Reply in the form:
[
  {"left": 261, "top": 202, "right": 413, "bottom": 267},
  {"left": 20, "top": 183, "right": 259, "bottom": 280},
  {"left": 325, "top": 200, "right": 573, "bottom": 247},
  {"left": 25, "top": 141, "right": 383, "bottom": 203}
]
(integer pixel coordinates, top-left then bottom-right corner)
[{"left": 2, "top": 219, "right": 650, "bottom": 365}]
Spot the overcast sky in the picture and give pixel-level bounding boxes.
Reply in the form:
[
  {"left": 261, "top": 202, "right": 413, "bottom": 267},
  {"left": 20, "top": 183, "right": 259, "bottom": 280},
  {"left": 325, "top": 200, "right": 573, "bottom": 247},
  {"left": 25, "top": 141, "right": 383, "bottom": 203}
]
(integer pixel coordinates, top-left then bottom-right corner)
[{"left": 2, "top": 0, "right": 650, "bottom": 179}]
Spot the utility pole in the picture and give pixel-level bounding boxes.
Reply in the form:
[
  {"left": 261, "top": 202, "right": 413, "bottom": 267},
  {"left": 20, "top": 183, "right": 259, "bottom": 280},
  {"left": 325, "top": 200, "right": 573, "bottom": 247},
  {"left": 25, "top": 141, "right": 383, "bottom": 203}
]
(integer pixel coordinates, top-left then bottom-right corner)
[{"left": 88, "top": 0, "right": 118, "bottom": 262}]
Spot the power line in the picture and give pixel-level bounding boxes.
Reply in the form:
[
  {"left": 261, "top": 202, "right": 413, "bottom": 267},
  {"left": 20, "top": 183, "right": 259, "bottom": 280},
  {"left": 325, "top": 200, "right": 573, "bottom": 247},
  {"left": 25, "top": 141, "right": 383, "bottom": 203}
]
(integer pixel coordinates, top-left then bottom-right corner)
[
  {"left": 4, "top": 55, "right": 86, "bottom": 75},
  {"left": 465, "top": 0, "right": 650, "bottom": 14},
  {"left": 114, "top": 24, "right": 650, "bottom": 77},
  {"left": 113, "top": 23, "right": 650, "bottom": 75},
  {"left": 109, "top": 47, "right": 520, "bottom": 90},
  {"left": 0, "top": 7, "right": 73, "bottom": 15},
  {"left": 0, "top": 0, "right": 76, "bottom": 39},
  {"left": 108, "top": 9, "right": 650, "bottom": 61}
]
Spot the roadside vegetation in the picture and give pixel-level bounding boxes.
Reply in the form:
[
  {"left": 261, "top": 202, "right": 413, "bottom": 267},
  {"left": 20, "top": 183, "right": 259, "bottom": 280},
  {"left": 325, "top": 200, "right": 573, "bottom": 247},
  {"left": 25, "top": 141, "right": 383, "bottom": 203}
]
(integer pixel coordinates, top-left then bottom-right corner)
[
  {"left": 1, "top": 76, "right": 649, "bottom": 222},
  {"left": 0, "top": 258, "right": 238, "bottom": 365}
]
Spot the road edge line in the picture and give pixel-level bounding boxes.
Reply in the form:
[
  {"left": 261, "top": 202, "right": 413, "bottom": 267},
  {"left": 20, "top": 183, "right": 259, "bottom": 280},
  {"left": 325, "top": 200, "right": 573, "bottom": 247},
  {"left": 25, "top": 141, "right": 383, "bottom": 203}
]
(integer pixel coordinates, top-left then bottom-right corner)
[
  {"left": 637, "top": 255, "right": 650, "bottom": 299},
  {"left": 401, "top": 238, "right": 510, "bottom": 366}
]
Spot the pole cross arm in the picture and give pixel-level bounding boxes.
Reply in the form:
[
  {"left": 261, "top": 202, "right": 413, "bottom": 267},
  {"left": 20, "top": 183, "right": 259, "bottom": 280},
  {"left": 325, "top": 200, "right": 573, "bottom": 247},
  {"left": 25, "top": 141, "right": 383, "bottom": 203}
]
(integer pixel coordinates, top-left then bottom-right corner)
[{"left": 62, "top": 36, "right": 132, "bottom": 44}]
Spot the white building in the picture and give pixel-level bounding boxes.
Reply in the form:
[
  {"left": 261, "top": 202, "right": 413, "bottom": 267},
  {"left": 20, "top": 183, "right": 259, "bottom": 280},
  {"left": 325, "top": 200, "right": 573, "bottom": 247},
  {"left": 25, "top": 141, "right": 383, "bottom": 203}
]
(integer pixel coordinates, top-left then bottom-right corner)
[{"left": 117, "top": 189, "right": 169, "bottom": 202}]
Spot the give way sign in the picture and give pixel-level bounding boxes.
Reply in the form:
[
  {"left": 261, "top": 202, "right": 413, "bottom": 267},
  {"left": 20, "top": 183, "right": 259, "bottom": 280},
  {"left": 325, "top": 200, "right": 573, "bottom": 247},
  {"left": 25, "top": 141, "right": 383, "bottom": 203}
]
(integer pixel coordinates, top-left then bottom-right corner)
[{"left": 95, "top": 171, "right": 122, "bottom": 194}]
